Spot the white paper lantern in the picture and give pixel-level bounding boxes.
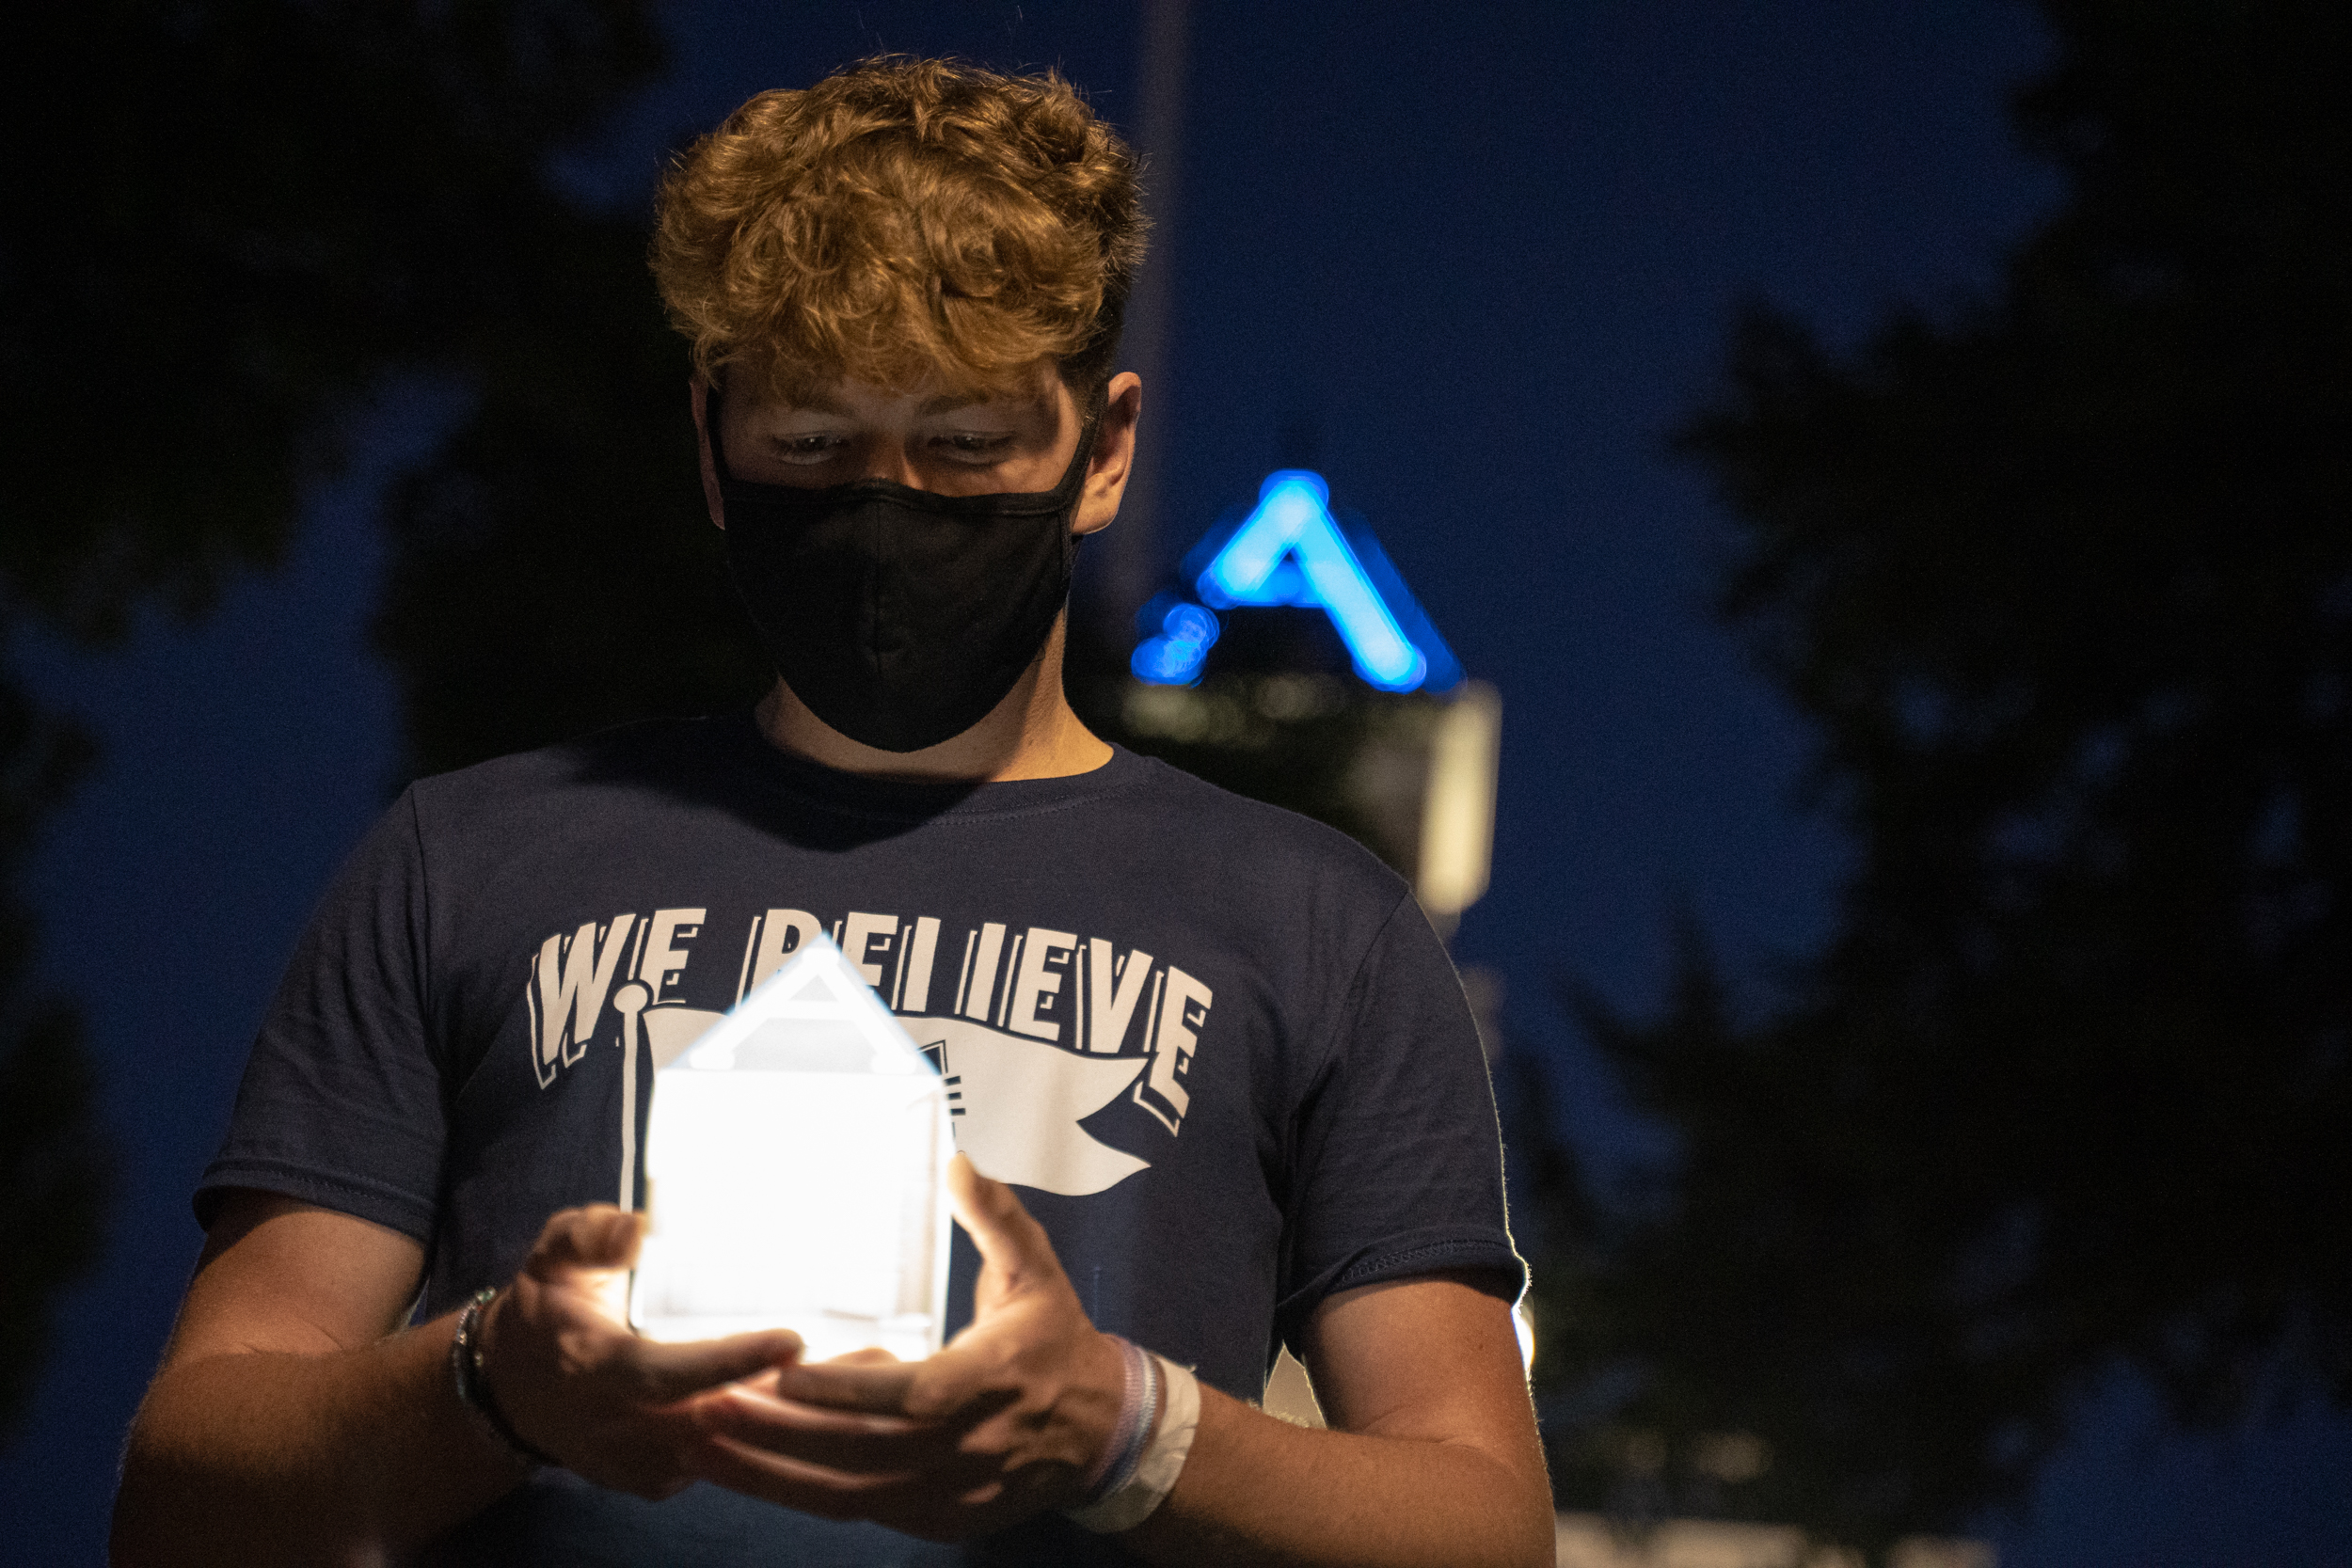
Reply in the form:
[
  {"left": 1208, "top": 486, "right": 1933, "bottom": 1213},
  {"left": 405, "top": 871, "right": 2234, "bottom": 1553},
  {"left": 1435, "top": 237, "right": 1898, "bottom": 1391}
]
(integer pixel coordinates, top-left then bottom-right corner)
[{"left": 628, "top": 932, "right": 954, "bottom": 1364}]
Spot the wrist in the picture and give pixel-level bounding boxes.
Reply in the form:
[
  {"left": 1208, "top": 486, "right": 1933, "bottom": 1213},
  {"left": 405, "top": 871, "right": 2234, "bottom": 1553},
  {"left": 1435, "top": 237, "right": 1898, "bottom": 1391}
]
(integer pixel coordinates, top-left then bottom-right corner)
[
  {"left": 451, "top": 1287, "right": 558, "bottom": 1469},
  {"left": 1063, "top": 1346, "right": 1200, "bottom": 1534},
  {"left": 1070, "top": 1334, "right": 1156, "bottom": 1508}
]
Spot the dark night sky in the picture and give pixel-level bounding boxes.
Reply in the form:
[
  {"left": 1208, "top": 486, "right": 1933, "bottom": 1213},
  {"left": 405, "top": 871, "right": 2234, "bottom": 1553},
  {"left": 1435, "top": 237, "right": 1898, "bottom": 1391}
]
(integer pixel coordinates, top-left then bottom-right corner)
[{"left": 7, "top": 4, "right": 2350, "bottom": 1561}]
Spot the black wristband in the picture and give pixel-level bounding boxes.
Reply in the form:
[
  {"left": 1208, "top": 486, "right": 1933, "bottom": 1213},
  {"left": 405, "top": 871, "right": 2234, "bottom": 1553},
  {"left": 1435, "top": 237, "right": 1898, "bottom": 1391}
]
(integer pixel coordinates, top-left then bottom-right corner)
[{"left": 451, "top": 1287, "right": 558, "bottom": 1468}]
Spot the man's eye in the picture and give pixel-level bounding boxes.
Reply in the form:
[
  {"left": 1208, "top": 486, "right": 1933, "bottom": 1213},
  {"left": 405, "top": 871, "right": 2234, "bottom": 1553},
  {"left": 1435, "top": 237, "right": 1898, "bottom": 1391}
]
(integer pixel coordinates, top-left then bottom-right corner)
[
  {"left": 771, "top": 435, "right": 847, "bottom": 464},
  {"left": 937, "top": 433, "right": 1015, "bottom": 461}
]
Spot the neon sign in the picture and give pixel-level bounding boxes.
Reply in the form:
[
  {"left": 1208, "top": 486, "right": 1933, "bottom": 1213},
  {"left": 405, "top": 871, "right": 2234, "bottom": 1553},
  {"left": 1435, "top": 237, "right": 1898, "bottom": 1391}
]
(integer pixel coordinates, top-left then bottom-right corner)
[{"left": 1131, "top": 470, "right": 1461, "bottom": 693}]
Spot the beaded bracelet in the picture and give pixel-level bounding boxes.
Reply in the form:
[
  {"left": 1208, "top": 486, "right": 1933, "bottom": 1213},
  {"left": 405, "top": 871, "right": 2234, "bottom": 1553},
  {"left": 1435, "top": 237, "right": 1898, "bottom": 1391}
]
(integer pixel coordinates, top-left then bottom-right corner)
[{"left": 451, "top": 1286, "right": 558, "bottom": 1468}]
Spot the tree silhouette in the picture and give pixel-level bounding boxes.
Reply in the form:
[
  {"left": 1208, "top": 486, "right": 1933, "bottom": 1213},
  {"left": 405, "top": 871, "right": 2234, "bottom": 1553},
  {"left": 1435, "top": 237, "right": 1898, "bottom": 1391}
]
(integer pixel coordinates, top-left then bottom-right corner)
[
  {"left": 1538, "top": 0, "right": 2352, "bottom": 1549},
  {"left": 0, "top": 0, "right": 662, "bottom": 1440},
  {"left": 373, "top": 226, "right": 774, "bottom": 777}
]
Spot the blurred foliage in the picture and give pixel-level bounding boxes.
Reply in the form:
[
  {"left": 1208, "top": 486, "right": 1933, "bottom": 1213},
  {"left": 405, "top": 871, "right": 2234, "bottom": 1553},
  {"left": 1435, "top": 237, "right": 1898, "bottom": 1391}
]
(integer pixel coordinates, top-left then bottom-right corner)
[
  {"left": 0, "top": 0, "right": 662, "bottom": 1442},
  {"left": 0, "top": 681, "right": 103, "bottom": 1437},
  {"left": 373, "top": 231, "right": 773, "bottom": 776},
  {"left": 1534, "top": 0, "right": 2352, "bottom": 1551}
]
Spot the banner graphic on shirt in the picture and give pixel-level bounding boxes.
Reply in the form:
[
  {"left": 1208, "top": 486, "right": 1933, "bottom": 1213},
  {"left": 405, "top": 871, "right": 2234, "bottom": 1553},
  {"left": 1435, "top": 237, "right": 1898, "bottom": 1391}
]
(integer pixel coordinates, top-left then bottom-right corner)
[{"left": 521, "top": 907, "right": 1213, "bottom": 1196}]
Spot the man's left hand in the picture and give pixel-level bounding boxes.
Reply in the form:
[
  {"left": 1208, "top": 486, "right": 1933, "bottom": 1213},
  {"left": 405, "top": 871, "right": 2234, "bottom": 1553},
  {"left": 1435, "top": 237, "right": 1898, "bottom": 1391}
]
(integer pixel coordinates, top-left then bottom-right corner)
[{"left": 687, "top": 1153, "right": 1131, "bottom": 1539}]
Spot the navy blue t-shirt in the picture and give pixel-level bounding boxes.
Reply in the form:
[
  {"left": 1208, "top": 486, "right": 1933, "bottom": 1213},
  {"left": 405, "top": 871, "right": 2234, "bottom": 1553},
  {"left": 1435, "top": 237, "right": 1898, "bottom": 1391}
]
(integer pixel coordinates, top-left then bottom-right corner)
[{"left": 200, "top": 715, "right": 1520, "bottom": 1565}]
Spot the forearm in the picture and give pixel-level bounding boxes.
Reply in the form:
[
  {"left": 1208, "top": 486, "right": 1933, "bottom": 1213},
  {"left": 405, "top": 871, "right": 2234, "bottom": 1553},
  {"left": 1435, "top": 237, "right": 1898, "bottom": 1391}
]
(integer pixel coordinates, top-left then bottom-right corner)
[
  {"left": 111, "top": 1311, "right": 525, "bottom": 1567},
  {"left": 1121, "top": 1383, "right": 1555, "bottom": 1568}
]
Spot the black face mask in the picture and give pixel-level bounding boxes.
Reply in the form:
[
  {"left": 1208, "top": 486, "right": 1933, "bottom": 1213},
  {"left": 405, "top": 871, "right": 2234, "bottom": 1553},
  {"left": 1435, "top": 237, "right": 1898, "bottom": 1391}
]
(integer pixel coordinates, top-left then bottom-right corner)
[{"left": 708, "top": 385, "right": 1102, "bottom": 753}]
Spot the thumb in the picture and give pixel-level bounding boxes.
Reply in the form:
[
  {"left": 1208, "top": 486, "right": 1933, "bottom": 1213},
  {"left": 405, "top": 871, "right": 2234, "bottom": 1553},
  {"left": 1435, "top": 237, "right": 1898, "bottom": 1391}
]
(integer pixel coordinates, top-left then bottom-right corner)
[
  {"left": 630, "top": 1328, "right": 806, "bottom": 1403},
  {"left": 947, "top": 1152, "right": 1061, "bottom": 1296},
  {"left": 523, "top": 1205, "right": 644, "bottom": 1280}
]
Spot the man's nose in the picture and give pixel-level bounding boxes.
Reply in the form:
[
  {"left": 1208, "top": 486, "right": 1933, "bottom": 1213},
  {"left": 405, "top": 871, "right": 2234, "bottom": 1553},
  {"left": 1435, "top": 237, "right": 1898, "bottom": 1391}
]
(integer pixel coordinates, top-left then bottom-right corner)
[{"left": 856, "top": 436, "right": 922, "bottom": 486}]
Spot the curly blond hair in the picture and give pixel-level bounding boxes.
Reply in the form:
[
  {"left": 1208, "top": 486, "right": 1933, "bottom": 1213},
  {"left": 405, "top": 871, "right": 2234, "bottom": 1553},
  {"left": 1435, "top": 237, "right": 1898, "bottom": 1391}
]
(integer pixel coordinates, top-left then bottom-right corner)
[{"left": 650, "top": 57, "right": 1146, "bottom": 402}]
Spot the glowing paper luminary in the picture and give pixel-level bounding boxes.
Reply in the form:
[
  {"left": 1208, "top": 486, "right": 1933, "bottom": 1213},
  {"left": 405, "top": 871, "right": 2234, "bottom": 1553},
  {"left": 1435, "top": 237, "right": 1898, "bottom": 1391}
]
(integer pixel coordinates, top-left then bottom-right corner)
[{"left": 628, "top": 933, "right": 954, "bottom": 1364}]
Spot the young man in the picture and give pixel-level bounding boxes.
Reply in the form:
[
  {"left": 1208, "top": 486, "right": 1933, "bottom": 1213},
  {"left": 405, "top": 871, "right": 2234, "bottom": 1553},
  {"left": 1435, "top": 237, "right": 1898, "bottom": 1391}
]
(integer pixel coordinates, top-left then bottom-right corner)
[{"left": 112, "top": 59, "right": 1551, "bottom": 1567}]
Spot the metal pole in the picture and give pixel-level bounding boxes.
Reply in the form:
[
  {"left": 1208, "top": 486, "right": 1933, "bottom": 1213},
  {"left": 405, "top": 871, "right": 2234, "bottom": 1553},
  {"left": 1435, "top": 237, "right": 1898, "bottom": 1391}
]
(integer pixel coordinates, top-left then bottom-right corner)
[{"left": 1097, "top": 0, "right": 1189, "bottom": 641}]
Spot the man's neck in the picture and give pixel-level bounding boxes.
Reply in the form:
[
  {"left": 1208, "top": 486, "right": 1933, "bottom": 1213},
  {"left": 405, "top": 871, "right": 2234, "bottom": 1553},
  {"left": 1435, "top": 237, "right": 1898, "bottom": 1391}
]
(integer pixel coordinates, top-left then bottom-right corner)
[{"left": 752, "top": 620, "right": 1114, "bottom": 784}]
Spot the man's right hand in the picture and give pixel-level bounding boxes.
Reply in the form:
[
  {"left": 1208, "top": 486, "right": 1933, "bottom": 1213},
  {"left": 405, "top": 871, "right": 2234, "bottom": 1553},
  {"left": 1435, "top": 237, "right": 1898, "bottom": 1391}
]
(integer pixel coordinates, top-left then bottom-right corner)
[
  {"left": 112, "top": 1192, "right": 800, "bottom": 1565},
  {"left": 482, "top": 1203, "right": 803, "bottom": 1498}
]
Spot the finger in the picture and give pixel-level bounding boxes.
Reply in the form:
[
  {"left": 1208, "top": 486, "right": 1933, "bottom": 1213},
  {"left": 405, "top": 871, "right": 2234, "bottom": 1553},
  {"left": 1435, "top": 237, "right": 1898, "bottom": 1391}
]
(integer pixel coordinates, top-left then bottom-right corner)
[
  {"left": 569, "top": 1405, "right": 724, "bottom": 1500},
  {"left": 691, "top": 1432, "right": 919, "bottom": 1522},
  {"left": 694, "top": 1385, "right": 955, "bottom": 1472},
  {"left": 771, "top": 1355, "right": 924, "bottom": 1415},
  {"left": 629, "top": 1328, "right": 806, "bottom": 1402},
  {"left": 524, "top": 1205, "right": 644, "bottom": 1277},
  {"left": 946, "top": 1153, "right": 1060, "bottom": 1288},
  {"left": 893, "top": 1328, "right": 1048, "bottom": 1424}
]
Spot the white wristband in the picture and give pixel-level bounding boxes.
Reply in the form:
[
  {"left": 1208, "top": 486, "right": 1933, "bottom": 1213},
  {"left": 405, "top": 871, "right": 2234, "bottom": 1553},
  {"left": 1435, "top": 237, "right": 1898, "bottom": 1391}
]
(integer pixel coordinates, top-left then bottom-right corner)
[{"left": 1063, "top": 1353, "right": 1200, "bottom": 1534}]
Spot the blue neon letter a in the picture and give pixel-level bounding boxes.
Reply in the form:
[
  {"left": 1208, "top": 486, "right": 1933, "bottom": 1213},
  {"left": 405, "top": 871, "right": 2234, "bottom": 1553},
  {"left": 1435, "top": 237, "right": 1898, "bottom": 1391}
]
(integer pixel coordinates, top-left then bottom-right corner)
[{"left": 1196, "top": 472, "right": 1428, "bottom": 691}]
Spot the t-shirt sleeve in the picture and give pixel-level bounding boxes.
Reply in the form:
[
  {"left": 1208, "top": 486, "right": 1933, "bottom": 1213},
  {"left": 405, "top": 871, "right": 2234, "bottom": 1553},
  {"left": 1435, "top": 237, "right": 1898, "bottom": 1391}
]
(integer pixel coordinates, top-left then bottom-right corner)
[
  {"left": 194, "top": 787, "right": 446, "bottom": 1242},
  {"left": 1273, "top": 894, "right": 1525, "bottom": 1354}
]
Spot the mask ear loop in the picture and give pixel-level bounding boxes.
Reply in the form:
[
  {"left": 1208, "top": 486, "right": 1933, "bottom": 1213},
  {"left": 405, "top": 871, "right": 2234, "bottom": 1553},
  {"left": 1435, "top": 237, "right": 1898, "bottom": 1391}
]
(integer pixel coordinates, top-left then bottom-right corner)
[
  {"left": 704, "top": 378, "right": 748, "bottom": 487},
  {"left": 1058, "top": 382, "right": 1115, "bottom": 585},
  {"left": 1055, "top": 379, "right": 1112, "bottom": 512}
]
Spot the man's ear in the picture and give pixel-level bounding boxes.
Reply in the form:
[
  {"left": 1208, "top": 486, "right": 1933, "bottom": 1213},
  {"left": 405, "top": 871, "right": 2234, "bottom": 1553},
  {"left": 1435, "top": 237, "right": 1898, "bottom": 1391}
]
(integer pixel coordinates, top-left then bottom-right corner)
[
  {"left": 690, "top": 379, "right": 724, "bottom": 530},
  {"left": 1073, "top": 371, "right": 1143, "bottom": 537}
]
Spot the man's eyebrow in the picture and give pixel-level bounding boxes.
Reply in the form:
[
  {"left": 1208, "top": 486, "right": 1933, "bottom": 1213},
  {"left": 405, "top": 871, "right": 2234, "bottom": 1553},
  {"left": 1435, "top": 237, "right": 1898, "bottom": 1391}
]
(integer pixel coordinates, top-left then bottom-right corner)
[
  {"left": 917, "top": 390, "right": 1002, "bottom": 416},
  {"left": 922, "top": 386, "right": 1063, "bottom": 418},
  {"left": 777, "top": 389, "right": 855, "bottom": 417},
  {"left": 770, "top": 387, "right": 1050, "bottom": 419}
]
